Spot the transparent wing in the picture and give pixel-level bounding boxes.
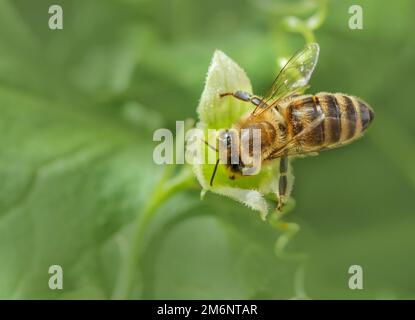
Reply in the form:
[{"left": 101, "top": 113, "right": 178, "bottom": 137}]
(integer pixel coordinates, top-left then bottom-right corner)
[{"left": 253, "top": 43, "right": 320, "bottom": 115}]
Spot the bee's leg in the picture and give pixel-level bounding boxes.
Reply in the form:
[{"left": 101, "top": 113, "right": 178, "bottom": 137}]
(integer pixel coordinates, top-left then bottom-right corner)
[
  {"left": 219, "top": 91, "right": 263, "bottom": 107},
  {"left": 277, "top": 153, "right": 289, "bottom": 211}
]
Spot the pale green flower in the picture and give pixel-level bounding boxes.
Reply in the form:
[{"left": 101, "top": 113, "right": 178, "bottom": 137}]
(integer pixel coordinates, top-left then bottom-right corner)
[{"left": 191, "top": 50, "right": 294, "bottom": 220}]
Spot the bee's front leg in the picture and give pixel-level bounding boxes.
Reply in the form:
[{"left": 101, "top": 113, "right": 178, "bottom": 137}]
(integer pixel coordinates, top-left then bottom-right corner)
[
  {"left": 277, "top": 153, "right": 289, "bottom": 212},
  {"left": 219, "top": 91, "right": 263, "bottom": 107}
]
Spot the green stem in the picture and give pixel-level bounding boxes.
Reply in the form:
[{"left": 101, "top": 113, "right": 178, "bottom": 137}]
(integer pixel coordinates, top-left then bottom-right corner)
[
  {"left": 269, "top": 205, "right": 310, "bottom": 299},
  {"left": 293, "top": 263, "right": 309, "bottom": 299},
  {"left": 112, "top": 166, "right": 194, "bottom": 299}
]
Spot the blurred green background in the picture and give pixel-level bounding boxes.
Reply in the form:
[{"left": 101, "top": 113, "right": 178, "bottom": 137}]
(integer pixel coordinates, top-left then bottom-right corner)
[{"left": 0, "top": 0, "right": 414, "bottom": 299}]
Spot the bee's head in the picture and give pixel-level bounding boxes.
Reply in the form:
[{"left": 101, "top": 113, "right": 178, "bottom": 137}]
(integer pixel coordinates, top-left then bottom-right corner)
[
  {"left": 209, "top": 129, "right": 242, "bottom": 187},
  {"left": 217, "top": 129, "right": 241, "bottom": 169}
]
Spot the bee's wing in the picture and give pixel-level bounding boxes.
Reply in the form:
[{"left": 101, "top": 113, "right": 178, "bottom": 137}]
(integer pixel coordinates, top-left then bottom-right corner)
[{"left": 252, "top": 43, "right": 320, "bottom": 116}]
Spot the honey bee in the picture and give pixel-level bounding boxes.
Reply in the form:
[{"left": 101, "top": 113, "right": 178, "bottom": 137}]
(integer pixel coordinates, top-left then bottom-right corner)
[{"left": 212, "top": 43, "right": 374, "bottom": 210}]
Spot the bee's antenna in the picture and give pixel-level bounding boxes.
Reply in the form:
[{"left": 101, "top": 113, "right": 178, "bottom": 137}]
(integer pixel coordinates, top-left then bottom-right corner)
[
  {"left": 203, "top": 139, "right": 218, "bottom": 152},
  {"left": 202, "top": 137, "right": 219, "bottom": 186},
  {"left": 210, "top": 159, "right": 220, "bottom": 187}
]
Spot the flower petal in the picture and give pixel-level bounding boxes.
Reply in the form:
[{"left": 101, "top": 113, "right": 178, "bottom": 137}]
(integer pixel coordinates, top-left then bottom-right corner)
[
  {"left": 214, "top": 186, "right": 269, "bottom": 220},
  {"left": 191, "top": 50, "right": 294, "bottom": 219},
  {"left": 197, "top": 50, "right": 253, "bottom": 129}
]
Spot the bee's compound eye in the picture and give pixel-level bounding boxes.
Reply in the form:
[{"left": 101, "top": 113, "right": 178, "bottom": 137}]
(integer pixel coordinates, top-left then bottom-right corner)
[{"left": 219, "top": 130, "right": 233, "bottom": 146}]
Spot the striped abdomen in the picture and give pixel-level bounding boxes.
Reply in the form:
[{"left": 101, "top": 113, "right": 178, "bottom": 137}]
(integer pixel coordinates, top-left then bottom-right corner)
[{"left": 285, "top": 93, "right": 374, "bottom": 153}]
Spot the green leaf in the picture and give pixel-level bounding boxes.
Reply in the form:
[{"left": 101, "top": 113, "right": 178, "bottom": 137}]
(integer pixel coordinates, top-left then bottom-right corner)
[
  {"left": 141, "top": 198, "right": 296, "bottom": 299},
  {"left": 0, "top": 86, "right": 157, "bottom": 298}
]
